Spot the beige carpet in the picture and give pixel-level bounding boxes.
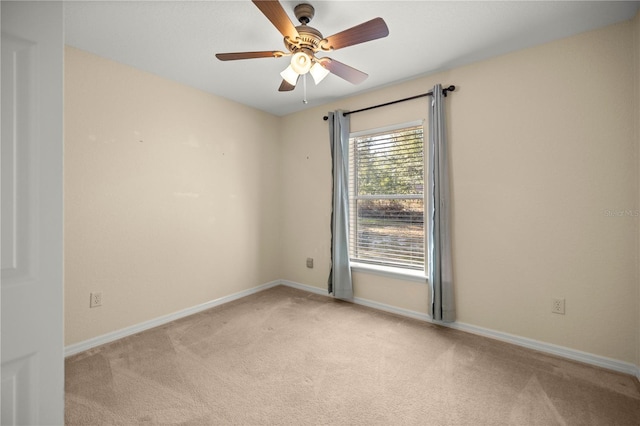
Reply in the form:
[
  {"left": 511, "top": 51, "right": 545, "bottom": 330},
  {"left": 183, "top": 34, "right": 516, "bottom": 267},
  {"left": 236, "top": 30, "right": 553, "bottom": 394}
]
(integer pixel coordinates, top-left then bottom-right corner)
[{"left": 65, "top": 285, "right": 640, "bottom": 425}]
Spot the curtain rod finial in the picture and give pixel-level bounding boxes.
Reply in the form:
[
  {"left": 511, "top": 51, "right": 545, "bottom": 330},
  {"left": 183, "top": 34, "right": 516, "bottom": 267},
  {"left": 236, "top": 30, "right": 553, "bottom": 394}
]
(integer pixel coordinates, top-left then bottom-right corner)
[{"left": 443, "top": 85, "right": 456, "bottom": 97}]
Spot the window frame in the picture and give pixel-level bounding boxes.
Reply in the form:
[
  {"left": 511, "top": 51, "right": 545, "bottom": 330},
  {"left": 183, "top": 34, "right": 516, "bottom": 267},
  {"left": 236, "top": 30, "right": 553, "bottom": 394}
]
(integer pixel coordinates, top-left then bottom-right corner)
[{"left": 348, "top": 120, "right": 428, "bottom": 283}]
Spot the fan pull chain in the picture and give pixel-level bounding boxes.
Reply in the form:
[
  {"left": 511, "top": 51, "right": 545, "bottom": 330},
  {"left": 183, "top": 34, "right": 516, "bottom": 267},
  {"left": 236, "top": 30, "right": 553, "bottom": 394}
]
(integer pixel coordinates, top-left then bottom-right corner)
[{"left": 303, "top": 74, "right": 308, "bottom": 104}]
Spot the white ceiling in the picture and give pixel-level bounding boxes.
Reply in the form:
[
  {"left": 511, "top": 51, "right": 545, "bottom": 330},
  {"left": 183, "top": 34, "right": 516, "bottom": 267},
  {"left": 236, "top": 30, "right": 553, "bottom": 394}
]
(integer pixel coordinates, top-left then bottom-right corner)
[{"left": 65, "top": 1, "right": 640, "bottom": 116}]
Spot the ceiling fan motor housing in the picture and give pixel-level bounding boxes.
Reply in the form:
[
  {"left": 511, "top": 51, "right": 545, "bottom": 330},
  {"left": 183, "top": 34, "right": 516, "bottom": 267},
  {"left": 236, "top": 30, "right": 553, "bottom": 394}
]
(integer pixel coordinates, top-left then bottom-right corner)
[{"left": 284, "top": 3, "right": 331, "bottom": 54}]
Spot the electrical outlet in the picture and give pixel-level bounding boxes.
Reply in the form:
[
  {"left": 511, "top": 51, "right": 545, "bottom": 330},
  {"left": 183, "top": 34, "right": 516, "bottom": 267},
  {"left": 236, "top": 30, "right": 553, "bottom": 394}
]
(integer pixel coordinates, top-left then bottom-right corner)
[
  {"left": 306, "top": 257, "right": 314, "bottom": 268},
  {"left": 90, "top": 292, "right": 102, "bottom": 308},
  {"left": 552, "top": 298, "right": 565, "bottom": 315}
]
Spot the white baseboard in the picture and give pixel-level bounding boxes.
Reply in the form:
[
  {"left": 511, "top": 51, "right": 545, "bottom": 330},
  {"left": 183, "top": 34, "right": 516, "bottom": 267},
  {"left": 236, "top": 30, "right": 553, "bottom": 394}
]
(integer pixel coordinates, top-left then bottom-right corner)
[
  {"left": 65, "top": 278, "right": 640, "bottom": 380},
  {"left": 445, "top": 321, "right": 639, "bottom": 378},
  {"left": 278, "top": 280, "right": 640, "bottom": 379},
  {"left": 279, "top": 279, "right": 327, "bottom": 296},
  {"left": 64, "top": 280, "right": 281, "bottom": 357}
]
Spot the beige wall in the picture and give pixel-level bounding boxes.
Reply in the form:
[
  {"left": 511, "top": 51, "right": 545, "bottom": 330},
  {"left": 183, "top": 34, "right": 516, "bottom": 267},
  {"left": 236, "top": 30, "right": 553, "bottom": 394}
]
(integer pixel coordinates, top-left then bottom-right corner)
[
  {"left": 281, "top": 20, "right": 639, "bottom": 364},
  {"left": 64, "top": 47, "right": 282, "bottom": 345}
]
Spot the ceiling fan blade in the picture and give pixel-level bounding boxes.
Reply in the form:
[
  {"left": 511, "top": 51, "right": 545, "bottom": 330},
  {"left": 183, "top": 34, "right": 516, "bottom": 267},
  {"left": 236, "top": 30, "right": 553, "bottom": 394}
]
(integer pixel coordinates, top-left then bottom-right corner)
[
  {"left": 252, "top": 0, "right": 299, "bottom": 40},
  {"left": 323, "top": 17, "right": 389, "bottom": 51},
  {"left": 319, "top": 58, "right": 368, "bottom": 85},
  {"left": 278, "top": 77, "right": 298, "bottom": 92},
  {"left": 216, "top": 51, "right": 286, "bottom": 61}
]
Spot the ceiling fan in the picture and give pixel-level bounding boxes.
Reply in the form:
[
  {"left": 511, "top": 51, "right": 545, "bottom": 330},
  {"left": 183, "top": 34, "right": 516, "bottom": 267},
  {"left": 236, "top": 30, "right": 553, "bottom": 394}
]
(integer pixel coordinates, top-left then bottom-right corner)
[{"left": 215, "top": 0, "right": 389, "bottom": 92}]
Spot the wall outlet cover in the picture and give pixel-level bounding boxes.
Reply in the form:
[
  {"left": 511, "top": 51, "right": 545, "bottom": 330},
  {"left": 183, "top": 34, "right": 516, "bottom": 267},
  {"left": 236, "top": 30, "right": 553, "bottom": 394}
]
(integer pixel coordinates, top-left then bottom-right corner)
[
  {"left": 552, "top": 298, "right": 565, "bottom": 315},
  {"left": 90, "top": 292, "right": 103, "bottom": 308}
]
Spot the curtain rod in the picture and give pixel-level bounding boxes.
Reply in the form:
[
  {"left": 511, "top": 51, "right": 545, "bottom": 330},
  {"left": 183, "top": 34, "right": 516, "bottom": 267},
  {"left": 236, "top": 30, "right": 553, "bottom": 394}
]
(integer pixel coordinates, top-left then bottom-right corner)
[{"left": 322, "top": 85, "right": 455, "bottom": 121}]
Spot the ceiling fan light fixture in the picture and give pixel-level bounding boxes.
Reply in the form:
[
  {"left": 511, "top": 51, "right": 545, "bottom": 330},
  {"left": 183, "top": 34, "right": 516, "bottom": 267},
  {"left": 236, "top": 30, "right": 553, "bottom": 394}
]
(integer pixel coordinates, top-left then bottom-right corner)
[
  {"left": 290, "top": 51, "right": 312, "bottom": 74},
  {"left": 310, "top": 62, "right": 330, "bottom": 84},
  {"left": 280, "top": 65, "right": 299, "bottom": 86}
]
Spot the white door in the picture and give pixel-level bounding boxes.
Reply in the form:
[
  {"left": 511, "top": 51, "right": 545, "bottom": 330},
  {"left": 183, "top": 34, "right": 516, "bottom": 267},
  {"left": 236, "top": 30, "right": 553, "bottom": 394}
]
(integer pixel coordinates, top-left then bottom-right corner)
[{"left": 1, "top": 1, "right": 64, "bottom": 425}]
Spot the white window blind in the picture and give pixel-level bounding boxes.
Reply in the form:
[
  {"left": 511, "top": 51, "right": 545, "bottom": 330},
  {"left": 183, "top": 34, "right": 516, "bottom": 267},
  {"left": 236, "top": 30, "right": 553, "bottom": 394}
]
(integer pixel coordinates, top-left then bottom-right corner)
[{"left": 349, "top": 123, "right": 425, "bottom": 270}]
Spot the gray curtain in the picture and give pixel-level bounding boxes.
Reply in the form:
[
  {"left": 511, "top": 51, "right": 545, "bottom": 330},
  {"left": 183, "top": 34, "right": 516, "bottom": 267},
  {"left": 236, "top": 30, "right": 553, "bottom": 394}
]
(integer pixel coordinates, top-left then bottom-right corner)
[
  {"left": 327, "top": 110, "right": 353, "bottom": 300},
  {"left": 428, "top": 85, "right": 455, "bottom": 322}
]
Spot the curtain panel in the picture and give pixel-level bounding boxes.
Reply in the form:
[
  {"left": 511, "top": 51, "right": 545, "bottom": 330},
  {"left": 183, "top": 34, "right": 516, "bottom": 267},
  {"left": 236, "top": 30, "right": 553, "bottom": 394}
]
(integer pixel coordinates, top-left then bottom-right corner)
[
  {"left": 428, "top": 85, "right": 455, "bottom": 322},
  {"left": 328, "top": 110, "right": 353, "bottom": 300}
]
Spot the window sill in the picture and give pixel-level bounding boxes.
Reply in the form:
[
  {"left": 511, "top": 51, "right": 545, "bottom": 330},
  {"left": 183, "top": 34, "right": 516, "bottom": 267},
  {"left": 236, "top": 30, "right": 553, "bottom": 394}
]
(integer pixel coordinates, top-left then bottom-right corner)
[{"left": 350, "top": 262, "right": 428, "bottom": 284}]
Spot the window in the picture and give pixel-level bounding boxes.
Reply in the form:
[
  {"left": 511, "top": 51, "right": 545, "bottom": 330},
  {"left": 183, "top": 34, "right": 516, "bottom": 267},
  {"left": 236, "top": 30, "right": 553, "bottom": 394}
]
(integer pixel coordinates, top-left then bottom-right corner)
[{"left": 349, "top": 122, "right": 425, "bottom": 272}]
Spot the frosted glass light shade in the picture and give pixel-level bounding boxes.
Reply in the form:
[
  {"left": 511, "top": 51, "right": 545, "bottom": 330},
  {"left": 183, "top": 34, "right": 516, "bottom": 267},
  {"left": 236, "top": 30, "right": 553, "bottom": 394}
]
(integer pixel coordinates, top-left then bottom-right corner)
[
  {"left": 310, "top": 62, "right": 330, "bottom": 84},
  {"left": 290, "top": 52, "right": 312, "bottom": 74},
  {"left": 280, "top": 65, "right": 299, "bottom": 86}
]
